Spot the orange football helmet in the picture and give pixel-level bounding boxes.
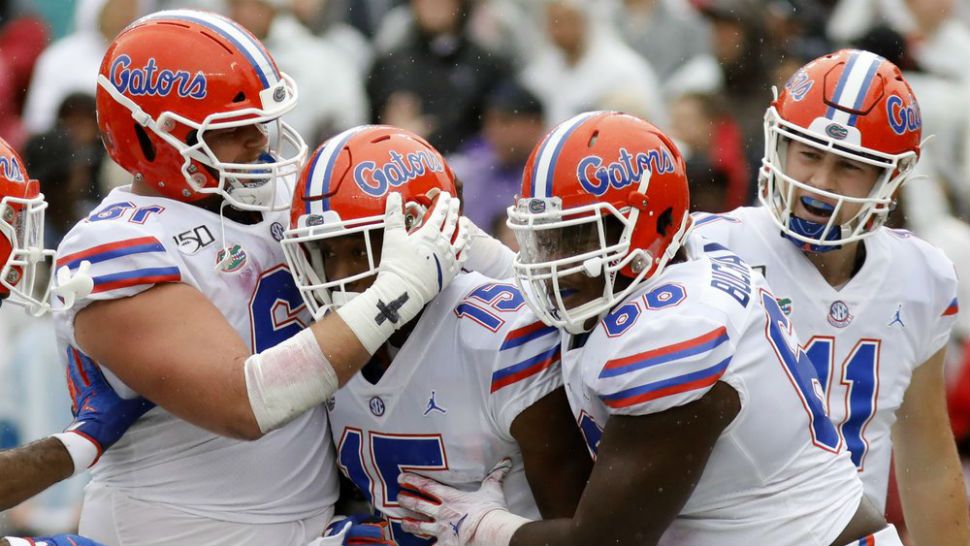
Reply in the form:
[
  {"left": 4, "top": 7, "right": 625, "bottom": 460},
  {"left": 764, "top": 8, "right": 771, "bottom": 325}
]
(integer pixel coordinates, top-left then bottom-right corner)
[
  {"left": 761, "top": 49, "right": 922, "bottom": 250},
  {"left": 282, "top": 125, "right": 458, "bottom": 319},
  {"left": 507, "top": 111, "right": 691, "bottom": 333},
  {"left": 96, "top": 10, "right": 306, "bottom": 211}
]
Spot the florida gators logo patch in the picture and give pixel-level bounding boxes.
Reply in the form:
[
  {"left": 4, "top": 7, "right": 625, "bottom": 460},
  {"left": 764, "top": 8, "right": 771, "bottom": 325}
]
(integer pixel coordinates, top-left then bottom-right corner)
[{"left": 216, "top": 244, "right": 247, "bottom": 273}]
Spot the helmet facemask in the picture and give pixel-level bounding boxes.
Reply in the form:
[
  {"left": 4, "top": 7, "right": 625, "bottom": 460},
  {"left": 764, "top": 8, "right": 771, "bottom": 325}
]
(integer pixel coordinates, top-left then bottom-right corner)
[
  {"left": 283, "top": 198, "right": 430, "bottom": 320},
  {"left": 0, "top": 187, "right": 55, "bottom": 315},
  {"left": 283, "top": 213, "right": 383, "bottom": 320},
  {"left": 508, "top": 192, "right": 689, "bottom": 335},
  {"left": 760, "top": 106, "right": 918, "bottom": 252}
]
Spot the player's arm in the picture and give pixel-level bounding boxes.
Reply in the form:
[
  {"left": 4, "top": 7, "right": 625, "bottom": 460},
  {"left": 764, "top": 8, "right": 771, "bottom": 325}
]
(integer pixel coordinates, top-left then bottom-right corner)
[
  {"left": 74, "top": 193, "right": 466, "bottom": 440},
  {"left": 0, "top": 348, "right": 153, "bottom": 510},
  {"left": 508, "top": 382, "right": 739, "bottom": 546},
  {"left": 891, "top": 346, "right": 970, "bottom": 546},
  {"left": 0, "top": 438, "right": 72, "bottom": 510},
  {"left": 400, "top": 382, "right": 740, "bottom": 546},
  {"left": 509, "top": 387, "right": 592, "bottom": 518}
]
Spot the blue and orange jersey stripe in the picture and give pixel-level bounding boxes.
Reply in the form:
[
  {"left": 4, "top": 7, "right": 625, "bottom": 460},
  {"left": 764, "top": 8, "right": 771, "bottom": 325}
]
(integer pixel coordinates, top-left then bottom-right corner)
[
  {"left": 500, "top": 320, "right": 557, "bottom": 351},
  {"left": 943, "top": 297, "right": 959, "bottom": 317},
  {"left": 491, "top": 345, "right": 560, "bottom": 393},
  {"left": 599, "top": 326, "right": 729, "bottom": 379},
  {"left": 92, "top": 267, "right": 181, "bottom": 294},
  {"left": 57, "top": 236, "right": 166, "bottom": 269},
  {"left": 600, "top": 357, "right": 731, "bottom": 409}
]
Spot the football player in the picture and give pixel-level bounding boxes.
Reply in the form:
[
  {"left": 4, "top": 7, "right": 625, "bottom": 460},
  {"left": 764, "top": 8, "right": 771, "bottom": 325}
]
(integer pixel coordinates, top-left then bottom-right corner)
[
  {"left": 283, "top": 125, "right": 591, "bottom": 546},
  {"left": 691, "top": 49, "right": 969, "bottom": 545},
  {"left": 395, "top": 112, "right": 904, "bottom": 545},
  {"left": 52, "top": 10, "right": 464, "bottom": 544}
]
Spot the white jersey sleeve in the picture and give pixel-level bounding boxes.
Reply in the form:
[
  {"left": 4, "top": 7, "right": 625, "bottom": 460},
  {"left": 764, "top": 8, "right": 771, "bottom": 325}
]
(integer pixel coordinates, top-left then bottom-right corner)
[
  {"left": 54, "top": 205, "right": 182, "bottom": 344},
  {"left": 905, "top": 231, "right": 961, "bottom": 363},
  {"left": 455, "top": 280, "right": 564, "bottom": 439},
  {"left": 589, "top": 309, "right": 738, "bottom": 417}
]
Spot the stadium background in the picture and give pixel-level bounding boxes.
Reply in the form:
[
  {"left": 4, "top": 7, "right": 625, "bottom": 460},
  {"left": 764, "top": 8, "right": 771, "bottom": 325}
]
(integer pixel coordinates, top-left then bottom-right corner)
[{"left": 0, "top": 0, "right": 968, "bottom": 542}]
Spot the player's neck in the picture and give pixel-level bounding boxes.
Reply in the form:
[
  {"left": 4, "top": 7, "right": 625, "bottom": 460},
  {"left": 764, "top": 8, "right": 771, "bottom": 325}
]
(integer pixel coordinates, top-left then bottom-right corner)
[{"left": 804, "top": 240, "right": 866, "bottom": 289}]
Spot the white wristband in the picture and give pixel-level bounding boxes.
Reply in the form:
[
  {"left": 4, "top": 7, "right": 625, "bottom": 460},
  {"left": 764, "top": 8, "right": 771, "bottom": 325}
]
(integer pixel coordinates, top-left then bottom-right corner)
[
  {"left": 470, "top": 509, "right": 531, "bottom": 546},
  {"left": 245, "top": 328, "right": 339, "bottom": 434},
  {"left": 4, "top": 537, "right": 34, "bottom": 546},
  {"left": 336, "top": 272, "right": 424, "bottom": 354},
  {"left": 51, "top": 431, "right": 100, "bottom": 476}
]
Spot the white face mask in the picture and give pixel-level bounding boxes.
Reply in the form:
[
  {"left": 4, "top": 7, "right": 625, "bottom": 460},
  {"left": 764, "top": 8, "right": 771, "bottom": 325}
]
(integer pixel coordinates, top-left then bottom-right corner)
[
  {"left": 507, "top": 196, "right": 690, "bottom": 335},
  {"left": 0, "top": 193, "right": 55, "bottom": 315},
  {"left": 760, "top": 107, "right": 918, "bottom": 251}
]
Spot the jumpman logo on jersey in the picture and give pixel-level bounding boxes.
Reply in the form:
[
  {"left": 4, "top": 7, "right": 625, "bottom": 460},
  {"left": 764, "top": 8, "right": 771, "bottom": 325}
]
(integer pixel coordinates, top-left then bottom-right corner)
[
  {"left": 424, "top": 390, "right": 448, "bottom": 416},
  {"left": 888, "top": 305, "right": 905, "bottom": 328}
]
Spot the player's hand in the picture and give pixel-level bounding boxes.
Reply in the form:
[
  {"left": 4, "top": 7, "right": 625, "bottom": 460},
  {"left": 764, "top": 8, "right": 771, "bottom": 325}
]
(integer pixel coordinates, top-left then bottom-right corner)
[
  {"left": 337, "top": 191, "right": 469, "bottom": 354},
  {"left": 398, "top": 459, "right": 526, "bottom": 546},
  {"left": 378, "top": 191, "right": 467, "bottom": 305},
  {"left": 63, "top": 351, "right": 155, "bottom": 463},
  {"left": 5, "top": 535, "right": 106, "bottom": 546}
]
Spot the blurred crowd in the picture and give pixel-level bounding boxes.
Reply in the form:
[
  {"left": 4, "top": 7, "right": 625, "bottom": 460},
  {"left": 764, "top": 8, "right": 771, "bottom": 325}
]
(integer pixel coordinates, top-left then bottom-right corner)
[{"left": 1, "top": 0, "right": 970, "bottom": 538}]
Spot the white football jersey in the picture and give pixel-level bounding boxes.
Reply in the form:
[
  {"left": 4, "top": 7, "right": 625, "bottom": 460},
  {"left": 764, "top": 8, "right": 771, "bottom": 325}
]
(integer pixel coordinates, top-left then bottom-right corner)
[
  {"left": 561, "top": 233, "right": 863, "bottom": 546},
  {"left": 52, "top": 185, "right": 338, "bottom": 524},
  {"left": 328, "top": 272, "right": 563, "bottom": 546},
  {"left": 693, "top": 206, "right": 959, "bottom": 510}
]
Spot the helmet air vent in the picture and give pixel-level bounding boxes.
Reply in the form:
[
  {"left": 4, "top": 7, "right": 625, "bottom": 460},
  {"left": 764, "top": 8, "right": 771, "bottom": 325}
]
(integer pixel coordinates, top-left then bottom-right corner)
[
  {"left": 656, "top": 207, "right": 673, "bottom": 236},
  {"left": 134, "top": 124, "right": 156, "bottom": 161}
]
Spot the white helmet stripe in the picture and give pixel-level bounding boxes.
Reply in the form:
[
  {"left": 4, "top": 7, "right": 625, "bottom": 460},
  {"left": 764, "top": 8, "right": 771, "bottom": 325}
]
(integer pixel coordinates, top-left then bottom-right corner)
[
  {"left": 530, "top": 112, "right": 599, "bottom": 198},
  {"left": 142, "top": 10, "right": 281, "bottom": 89},
  {"left": 826, "top": 50, "right": 882, "bottom": 126},
  {"left": 307, "top": 126, "right": 373, "bottom": 215}
]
